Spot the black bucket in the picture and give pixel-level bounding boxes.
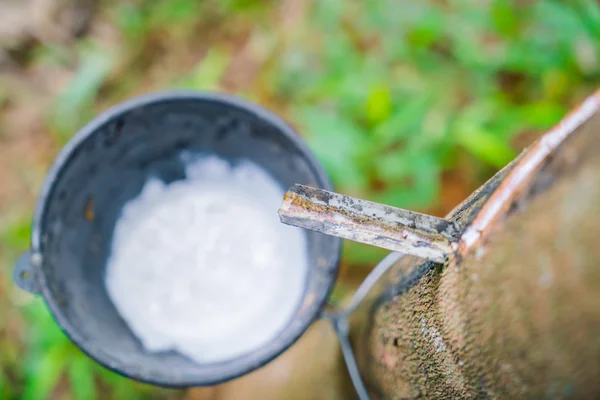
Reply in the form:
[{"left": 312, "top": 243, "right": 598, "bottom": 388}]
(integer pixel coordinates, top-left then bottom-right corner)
[{"left": 13, "top": 91, "right": 342, "bottom": 387}]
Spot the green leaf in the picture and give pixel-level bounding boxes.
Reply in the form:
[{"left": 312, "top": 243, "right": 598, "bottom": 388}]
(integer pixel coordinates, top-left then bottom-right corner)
[
  {"left": 343, "top": 241, "right": 389, "bottom": 266},
  {"left": 21, "top": 346, "right": 68, "bottom": 400},
  {"left": 0, "top": 370, "right": 6, "bottom": 399},
  {"left": 372, "top": 182, "right": 437, "bottom": 210},
  {"left": 365, "top": 84, "right": 393, "bottom": 126},
  {"left": 372, "top": 152, "right": 440, "bottom": 209},
  {"left": 338, "top": 71, "right": 374, "bottom": 118},
  {"left": 50, "top": 44, "right": 114, "bottom": 143},
  {"left": 542, "top": 68, "right": 572, "bottom": 100},
  {"left": 406, "top": 9, "right": 444, "bottom": 49},
  {"left": 148, "top": 0, "right": 202, "bottom": 26},
  {"left": 1, "top": 218, "right": 31, "bottom": 250},
  {"left": 296, "top": 107, "right": 370, "bottom": 193},
  {"left": 219, "top": 0, "right": 266, "bottom": 13},
  {"left": 115, "top": 3, "right": 147, "bottom": 41},
  {"left": 372, "top": 95, "right": 431, "bottom": 148},
  {"left": 573, "top": 0, "right": 600, "bottom": 40},
  {"left": 519, "top": 101, "right": 567, "bottom": 129},
  {"left": 178, "top": 47, "right": 231, "bottom": 90},
  {"left": 313, "top": 0, "right": 345, "bottom": 28},
  {"left": 68, "top": 355, "right": 97, "bottom": 400},
  {"left": 374, "top": 151, "right": 415, "bottom": 183},
  {"left": 161, "top": 0, "right": 201, "bottom": 21},
  {"left": 491, "top": 0, "right": 520, "bottom": 37},
  {"left": 98, "top": 368, "right": 155, "bottom": 400},
  {"left": 455, "top": 124, "right": 517, "bottom": 168}
]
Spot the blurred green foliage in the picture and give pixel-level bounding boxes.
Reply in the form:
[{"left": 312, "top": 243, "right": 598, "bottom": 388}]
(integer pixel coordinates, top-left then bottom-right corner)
[
  {"left": 271, "top": 0, "right": 599, "bottom": 262},
  {"left": 50, "top": 43, "right": 115, "bottom": 143},
  {"left": 276, "top": 0, "right": 598, "bottom": 204},
  {"left": 2, "top": 0, "right": 600, "bottom": 398},
  {"left": 0, "top": 217, "right": 167, "bottom": 400}
]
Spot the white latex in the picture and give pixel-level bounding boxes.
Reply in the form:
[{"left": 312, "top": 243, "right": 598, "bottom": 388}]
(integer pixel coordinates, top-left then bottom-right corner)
[{"left": 105, "top": 155, "right": 307, "bottom": 363}]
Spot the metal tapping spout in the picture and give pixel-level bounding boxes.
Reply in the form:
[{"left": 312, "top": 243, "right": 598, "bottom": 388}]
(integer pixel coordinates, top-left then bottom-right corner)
[{"left": 279, "top": 184, "right": 462, "bottom": 263}]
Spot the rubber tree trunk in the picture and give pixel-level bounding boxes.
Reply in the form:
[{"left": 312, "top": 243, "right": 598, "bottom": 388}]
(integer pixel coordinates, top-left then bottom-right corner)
[
  {"left": 354, "top": 91, "right": 600, "bottom": 399},
  {"left": 187, "top": 91, "right": 600, "bottom": 400}
]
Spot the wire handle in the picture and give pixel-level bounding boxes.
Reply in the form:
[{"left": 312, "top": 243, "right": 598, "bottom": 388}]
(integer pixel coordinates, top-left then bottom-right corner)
[{"left": 320, "top": 252, "right": 404, "bottom": 400}]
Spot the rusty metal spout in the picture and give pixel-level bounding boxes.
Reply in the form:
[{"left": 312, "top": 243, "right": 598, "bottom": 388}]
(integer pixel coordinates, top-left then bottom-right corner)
[{"left": 279, "top": 184, "right": 461, "bottom": 263}]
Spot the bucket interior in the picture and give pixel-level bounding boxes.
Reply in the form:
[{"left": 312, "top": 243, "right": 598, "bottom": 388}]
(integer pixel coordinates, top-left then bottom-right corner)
[{"left": 35, "top": 95, "right": 340, "bottom": 386}]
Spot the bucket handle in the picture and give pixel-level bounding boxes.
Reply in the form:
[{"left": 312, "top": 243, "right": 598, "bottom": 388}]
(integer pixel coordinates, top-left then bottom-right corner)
[
  {"left": 13, "top": 250, "right": 42, "bottom": 295},
  {"left": 320, "top": 252, "right": 404, "bottom": 400}
]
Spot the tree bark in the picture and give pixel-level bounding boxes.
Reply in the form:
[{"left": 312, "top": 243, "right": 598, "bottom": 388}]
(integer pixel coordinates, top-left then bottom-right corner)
[
  {"left": 186, "top": 92, "right": 600, "bottom": 399},
  {"left": 356, "top": 91, "right": 600, "bottom": 399}
]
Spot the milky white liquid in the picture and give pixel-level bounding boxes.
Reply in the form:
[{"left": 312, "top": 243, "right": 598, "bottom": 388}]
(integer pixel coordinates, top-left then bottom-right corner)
[{"left": 105, "top": 155, "right": 308, "bottom": 363}]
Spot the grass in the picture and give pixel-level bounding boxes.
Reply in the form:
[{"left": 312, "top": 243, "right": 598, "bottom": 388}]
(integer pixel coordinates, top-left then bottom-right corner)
[{"left": 1, "top": 0, "right": 600, "bottom": 398}]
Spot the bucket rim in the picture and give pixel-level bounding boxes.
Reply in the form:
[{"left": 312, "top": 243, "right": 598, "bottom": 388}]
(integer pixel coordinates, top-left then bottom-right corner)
[{"left": 29, "top": 89, "right": 342, "bottom": 387}]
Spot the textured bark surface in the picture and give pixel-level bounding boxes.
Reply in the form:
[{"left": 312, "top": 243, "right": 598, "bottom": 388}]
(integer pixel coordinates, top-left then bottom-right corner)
[
  {"left": 184, "top": 93, "right": 600, "bottom": 399},
  {"left": 361, "top": 103, "right": 600, "bottom": 398}
]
